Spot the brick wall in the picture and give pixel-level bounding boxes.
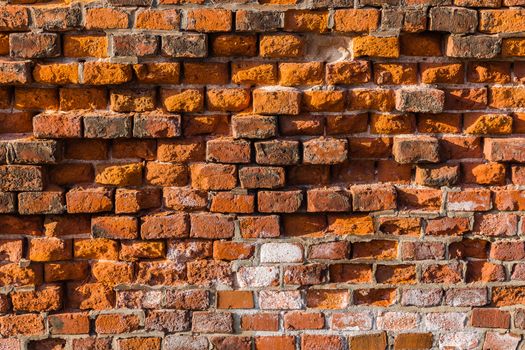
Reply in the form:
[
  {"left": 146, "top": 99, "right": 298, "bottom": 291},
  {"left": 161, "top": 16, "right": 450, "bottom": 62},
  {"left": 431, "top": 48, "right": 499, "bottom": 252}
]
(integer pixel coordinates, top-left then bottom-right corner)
[{"left": 0, "top": 0, "right": 524, "bottom": 349}]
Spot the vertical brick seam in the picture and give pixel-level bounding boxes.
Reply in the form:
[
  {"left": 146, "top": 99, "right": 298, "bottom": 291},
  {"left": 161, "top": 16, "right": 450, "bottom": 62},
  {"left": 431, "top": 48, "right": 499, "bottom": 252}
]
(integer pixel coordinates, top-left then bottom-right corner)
[{"left": 0, "top": 0, "right": 524, "bottom": 349}]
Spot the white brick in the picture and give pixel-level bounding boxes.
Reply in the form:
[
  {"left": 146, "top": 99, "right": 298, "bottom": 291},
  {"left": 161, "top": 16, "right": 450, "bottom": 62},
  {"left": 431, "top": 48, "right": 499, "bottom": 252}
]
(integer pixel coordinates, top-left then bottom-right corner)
[
  {"left": 260, "top": 242, "right": 303, "bottom": 263},
  {"left": 237, "top": 266, "right": 279, "bottom": 288},
  {"left": 376, "top": 311, "right": 419, "bottom": 331},
  {"left": 424, "top": 312, "right": 466, "bottom": 331},
  {"left": 259, "top": 290, "right": 303, "bottom": 310},
  {"left": 439, "top": 332, "right": 481, "bottom": 350},
  {"left": 444, "top": 288, "right": 488, "bottom": 307},
  {"left": 401, "top": 288, "right": 443, "bottom": 307},
  {"left": 483, "top": 332, "right": 520, "bottom": 350},
  {"left": 163, "top": 336, "right": 208, "bottom": 350},
  {"left": 331, "top": 312, "right": 373, "bottom": 331}
]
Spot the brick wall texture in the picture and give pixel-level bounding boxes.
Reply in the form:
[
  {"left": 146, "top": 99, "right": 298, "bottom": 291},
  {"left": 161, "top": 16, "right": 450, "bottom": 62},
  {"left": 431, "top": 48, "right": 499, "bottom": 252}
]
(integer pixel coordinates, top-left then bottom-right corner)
[{"left": 2, "top": 0, "right": 525, "bottom": 349}]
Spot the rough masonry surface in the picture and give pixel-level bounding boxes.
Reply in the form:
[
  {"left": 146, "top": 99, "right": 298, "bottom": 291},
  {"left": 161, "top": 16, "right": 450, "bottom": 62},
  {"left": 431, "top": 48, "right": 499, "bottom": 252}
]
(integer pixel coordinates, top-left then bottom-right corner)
[{"left": 0, "top": 0, "right": 524, "bottom": 349}]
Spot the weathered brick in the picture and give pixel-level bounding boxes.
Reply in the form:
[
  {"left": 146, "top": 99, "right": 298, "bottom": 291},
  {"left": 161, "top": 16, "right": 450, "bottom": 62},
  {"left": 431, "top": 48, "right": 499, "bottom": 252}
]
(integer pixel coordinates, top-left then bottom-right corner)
[
  {"left": 485, "top": 138, "right": 525, "bottom": 162},
  {"left": 429, "top": 7, "right": 477, "bottom": 33},
  {"left": 258, "top": 190, "right": 303, "bottom": 213},
  {"left": 186, "top": 9, "right": 232, "bottom": 32},
  {"left": 393, "top": 136, "right": 440, "bottom": 164},
  {"left": 112, "top": 33, "right": 158, "bottom": 57},
  {"left": 303, "top": 137, "right": 348, "bottom": 164},
  {"left": 446, "top": 35, "right": 501, "bottom": 58},
  {"left": 83, "top": 112, "right": 132, "bottom": 138},
  {"left": 236, "top": 10, "right": 282, "bottom": 31},
  {"left": 0, "top": 6, "right": 29, "bottom": 31},
  {"left": 396, "top": 88, "right": 445, "bottom": 113},
  {"left": 10, "top": 33, "right": 60, "bottom": 58},
  {"left": 0, "top": 165, "right": 44, "bottom": 191},
  {"left": 32, "top": 5, "right": 81, "bottom": 31}
]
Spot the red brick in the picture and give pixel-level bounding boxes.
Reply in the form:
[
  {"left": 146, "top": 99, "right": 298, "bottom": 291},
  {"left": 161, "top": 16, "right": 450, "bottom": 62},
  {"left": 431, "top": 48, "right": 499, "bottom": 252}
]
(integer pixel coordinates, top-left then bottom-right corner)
[
  {"left": 145, "top": 162, "right": 187, "bottom": 187},
  {"left": 161, "top": 33, "right": 207, "bottom": 58},
  {"left": 95, "top": 313, "right": 141, "bottom": 334},
  {"left": 351, "top": 184, "right": 397, "bottom": 211},
  {"left": 471, "top": 308, "right": 510, "bottom": 328},
  {"left": 255, "top": 336, "right": 295, "bottom": 350},
  {"left": 447, "top": 188, "right": 491, "bottom": 211},
  {"left": 307, "top": 187, "right": 351, "bottom": 212},
  {"left": 491, "top": 241, "right": 525, "bottom": 261},
  {"left": 190, "top": 213, "right": 235, "bottom": 239},
  {"left": 239, "top": 215, "right": 280, "bottom": 238},
  {"left": 393, "top": 136, "right": 440, "bottom": 164},
  {"left": 92, "top": 216, "right": 138, "bottom": 239},
  {"left": 397, "top": 188, "right": 442, "bottom": 211},
  {"left": 33, "top": 112, "right": 82, "bottom": 138},
  {"left": 258, "top": 190, "right": 303, "bottom": 213},
  {"left": 49, "top": 313, "right": 90, "bottom": 335},
  {"left": 394, "top": 333, "right": 433, "bottom": 350},
  {"left": 83, "top": 62, "right": 132, "bottom": 85},
  {"left": 281, "top": 115, "right": 323, "bottom": 136},
  {"left": 241, "top": 314, "right": 279, "bottom": 331},
  {"left": 217, "top": 291, "right": 254, "bottom": 309},
  {"left": 190, "top": 163, "right": 237, "bottom": 190}
]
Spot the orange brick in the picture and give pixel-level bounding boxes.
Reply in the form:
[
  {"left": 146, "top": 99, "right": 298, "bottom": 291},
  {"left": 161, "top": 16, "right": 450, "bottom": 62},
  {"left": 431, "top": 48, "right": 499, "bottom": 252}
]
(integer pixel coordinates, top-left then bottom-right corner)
[
  {"left": 279, "top": 62, "right": 324, "bottom": 86},
  {"left": 33, "top": 63, "right": 79, "bottom": 84},
  {"left": 212, "top": 34, "right": 257, "bottom": 57},
  {"left": 63, "top": 35, "right": 108, "bottom": 58},
  {"left": 217, "top": 291, "right": 254, "bottom": 309},
  {"left": 284, "top": 10, "right": 329, "bottom": 32},
  {"left": 136, "top": 9, "right": 180, "bottom": 30},
  {"left": 260, "top": 34, "right": 304, "bottom": 58},
  {"left": 353, "top": 36, "right": 399, "bottom": 58},
  {"left": 213, "top": 241, "right": 254, "bottom": 260},
  {"left": 83, "top": 62, "right": 132, "bottom": 85},
  {"left": 14, "top": 88, "right": 58, "bottom": 110},
  {"left": 85, "top": 8, "right": 129, "bottom": 30},
  {"left": 60, "top": 88, "right": 107, "bottom": 110},
  {"left": 334, "top": 9, "right": 380, "bottom": 32},
  {"left": 186, "top": 9, "right": 232, "bottom": 32}
]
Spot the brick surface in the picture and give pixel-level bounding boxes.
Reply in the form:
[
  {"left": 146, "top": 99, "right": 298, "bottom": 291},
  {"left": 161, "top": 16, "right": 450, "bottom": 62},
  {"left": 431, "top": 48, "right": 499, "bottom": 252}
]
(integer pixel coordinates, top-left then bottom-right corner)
[{"left": 0, "top": 1, "right": 522, "bottom": 348}]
